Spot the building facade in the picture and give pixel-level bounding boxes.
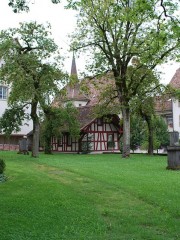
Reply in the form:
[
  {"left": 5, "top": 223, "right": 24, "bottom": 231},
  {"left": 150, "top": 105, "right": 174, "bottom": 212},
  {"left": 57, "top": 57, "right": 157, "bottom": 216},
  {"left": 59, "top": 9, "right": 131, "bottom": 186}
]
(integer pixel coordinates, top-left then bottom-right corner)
[
  {"left": 155, "top": 68, "right": 180, "bottom": 134},
  {"left": 52, "top": 106, "right": 122, "bottom": 153},
  {"left": 0, "top": 61, "right": 33, "bottom": 150}
]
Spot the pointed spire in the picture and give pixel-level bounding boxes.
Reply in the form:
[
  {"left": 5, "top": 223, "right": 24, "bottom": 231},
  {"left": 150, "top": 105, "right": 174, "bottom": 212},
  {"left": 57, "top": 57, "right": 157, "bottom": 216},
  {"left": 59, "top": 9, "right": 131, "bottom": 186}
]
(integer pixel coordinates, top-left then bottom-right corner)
[{"left": 70, "top": 52, "right": 78, "bottom": 77}]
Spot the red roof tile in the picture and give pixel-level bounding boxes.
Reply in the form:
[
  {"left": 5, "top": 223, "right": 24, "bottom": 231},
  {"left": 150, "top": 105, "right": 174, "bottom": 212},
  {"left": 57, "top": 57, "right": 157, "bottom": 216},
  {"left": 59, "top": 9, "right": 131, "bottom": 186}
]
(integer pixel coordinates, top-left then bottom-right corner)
[
  {"left": 155, "top": 96, "right": 172, "bottom": 112},
  {"left": 169, "top": 68, "right": 180, "bottom": 89}
]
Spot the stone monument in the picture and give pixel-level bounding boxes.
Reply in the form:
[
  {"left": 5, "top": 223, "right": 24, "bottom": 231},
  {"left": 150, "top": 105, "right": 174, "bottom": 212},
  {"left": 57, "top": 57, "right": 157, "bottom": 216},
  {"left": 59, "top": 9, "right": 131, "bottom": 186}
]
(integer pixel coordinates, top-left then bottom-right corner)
[
  {"left": 18, "top": 136, "right": 29, "bottom": 155},
  {"left": 167, "top": 131, "right": 180, "bottom": 170}
]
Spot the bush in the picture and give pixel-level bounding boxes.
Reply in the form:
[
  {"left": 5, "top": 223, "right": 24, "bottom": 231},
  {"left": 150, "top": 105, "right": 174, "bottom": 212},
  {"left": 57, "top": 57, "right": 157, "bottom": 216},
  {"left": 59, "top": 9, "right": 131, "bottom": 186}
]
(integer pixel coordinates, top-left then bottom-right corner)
[{"left": 0, "top": 159, "right": 6, "bottom": 174}]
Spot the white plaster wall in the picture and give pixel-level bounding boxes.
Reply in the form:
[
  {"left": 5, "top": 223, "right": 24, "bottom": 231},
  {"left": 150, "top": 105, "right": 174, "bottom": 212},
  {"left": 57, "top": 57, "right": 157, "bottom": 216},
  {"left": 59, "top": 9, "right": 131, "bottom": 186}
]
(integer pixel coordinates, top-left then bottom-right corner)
[
  {"left": 0, "top": 99, "right": 8, "bottom": 117},
  {"left": 16, "top": 105, "right": 33, "bottom": 135},
  {"left": 1, "top": 58, "right": 33, "bottom": 135},
  {"left": 63, "top": 100, "right": 88, "bottom": 108},
  {"left": 73, "top": 100, "right": 88, "bottom": 107},
  {"left": 172, "top": 99, "right": 180, "bottom": 134}
]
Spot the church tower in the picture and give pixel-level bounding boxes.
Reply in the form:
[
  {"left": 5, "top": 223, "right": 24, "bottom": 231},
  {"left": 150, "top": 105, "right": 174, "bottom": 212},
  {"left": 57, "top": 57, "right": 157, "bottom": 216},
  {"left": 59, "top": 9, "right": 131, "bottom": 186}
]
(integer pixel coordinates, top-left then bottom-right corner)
[
  {"left": 65, "top": 52, "right": 89, "bottom": 107},
  {"left": 71, "top": 52, "right": 78, "bottom": 77}
]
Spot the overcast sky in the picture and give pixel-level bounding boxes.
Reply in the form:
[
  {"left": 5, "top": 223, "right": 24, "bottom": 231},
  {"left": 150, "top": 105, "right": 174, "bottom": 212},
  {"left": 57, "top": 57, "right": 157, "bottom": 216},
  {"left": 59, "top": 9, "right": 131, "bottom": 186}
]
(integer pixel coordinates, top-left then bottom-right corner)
[{"left": 0, "top": 0, "right": 179, "bottom": 84}]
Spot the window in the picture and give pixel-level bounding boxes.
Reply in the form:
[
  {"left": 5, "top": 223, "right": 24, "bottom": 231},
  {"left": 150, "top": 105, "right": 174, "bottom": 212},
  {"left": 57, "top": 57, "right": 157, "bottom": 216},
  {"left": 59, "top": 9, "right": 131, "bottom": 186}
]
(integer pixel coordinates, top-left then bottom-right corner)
[
  {"left": 58, "top": 137, "right": 63, "bottom": 146},
  {"left": 108, "top": 134, "right": 113, "bottom": 142},
  {"left": 107, "top": 134, "right": 115, "bottom": 149},
  {"left": 166, "top": 116, "right": 173, "bottom": 128},
  {"left": 0, "top": 86, "right": 7, "bottom": 100}
]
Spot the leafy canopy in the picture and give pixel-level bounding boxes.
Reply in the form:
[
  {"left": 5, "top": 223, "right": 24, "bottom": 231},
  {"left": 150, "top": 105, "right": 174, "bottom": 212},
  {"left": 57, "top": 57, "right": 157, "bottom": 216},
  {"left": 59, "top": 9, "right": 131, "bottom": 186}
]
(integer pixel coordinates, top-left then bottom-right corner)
[
  {"left": 0, "top": 21, "right": 66, "bottom": 107},
  {"left": 8, "top": 0, "right": 61, "bottom": 13}
]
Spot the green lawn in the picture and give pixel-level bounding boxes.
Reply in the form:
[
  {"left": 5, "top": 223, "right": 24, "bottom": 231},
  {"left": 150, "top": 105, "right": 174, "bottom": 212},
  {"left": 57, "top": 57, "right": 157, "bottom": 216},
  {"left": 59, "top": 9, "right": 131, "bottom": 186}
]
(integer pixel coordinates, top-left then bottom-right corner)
[{"left": 0, "top": 152, "right": 179, "bottom": 240}]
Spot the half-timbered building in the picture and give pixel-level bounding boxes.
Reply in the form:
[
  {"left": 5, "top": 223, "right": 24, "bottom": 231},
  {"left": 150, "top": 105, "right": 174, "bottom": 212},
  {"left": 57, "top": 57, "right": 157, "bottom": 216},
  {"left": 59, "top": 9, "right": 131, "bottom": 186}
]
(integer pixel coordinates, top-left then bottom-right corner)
[{"left": 51, "top": 106, "right": 122, "bottom": 153}]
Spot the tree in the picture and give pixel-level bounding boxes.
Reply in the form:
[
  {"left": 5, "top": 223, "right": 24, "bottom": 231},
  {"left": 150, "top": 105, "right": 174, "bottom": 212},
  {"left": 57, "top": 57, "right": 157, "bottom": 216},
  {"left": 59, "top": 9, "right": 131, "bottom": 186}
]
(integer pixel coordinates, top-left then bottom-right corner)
[
  {"left": 139, "top": 97, "right": 157, "bottom": 155},
  {"left": 0, "top": 22, "right": 65, "bottom": 157},
  {"left": 0, "top": 104, "right": 27, "bottom": 136},
  {"left": 130, "top": 114, "right": 145, "bottom": 152},
  {"left": 153, "top": 116, "right": 169, "bottom": 150},
  {"left": 130, "top": 113, "right": 169, "bottom": 154},
  {"left": 7, "top": 0, "right": 61, "bottom": 12},
  {"left": 67, "top": 0, "right": 180, "bottom": 157}
]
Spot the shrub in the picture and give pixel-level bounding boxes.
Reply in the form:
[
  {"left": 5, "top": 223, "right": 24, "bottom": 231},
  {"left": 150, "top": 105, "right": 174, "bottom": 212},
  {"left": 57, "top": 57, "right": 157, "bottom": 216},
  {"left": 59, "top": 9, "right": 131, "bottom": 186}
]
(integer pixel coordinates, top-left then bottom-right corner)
[{"left": 0, "top": 159, "right": 6, "bottom": 174}]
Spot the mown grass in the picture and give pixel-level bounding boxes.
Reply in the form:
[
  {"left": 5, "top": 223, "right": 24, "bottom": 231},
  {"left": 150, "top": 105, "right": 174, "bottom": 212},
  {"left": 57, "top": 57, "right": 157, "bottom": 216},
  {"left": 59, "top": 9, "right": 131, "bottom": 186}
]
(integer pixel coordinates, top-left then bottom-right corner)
[{"left": 0, "top": 151, "right": 179, "bottom": 240}]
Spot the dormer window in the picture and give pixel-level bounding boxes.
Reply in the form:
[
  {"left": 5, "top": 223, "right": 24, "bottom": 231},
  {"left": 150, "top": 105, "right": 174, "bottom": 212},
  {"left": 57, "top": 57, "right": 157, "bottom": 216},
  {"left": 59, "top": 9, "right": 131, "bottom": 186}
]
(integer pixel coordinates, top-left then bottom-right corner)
[{"left": 0, "top": 86, "right": 8, "bottom": 100}]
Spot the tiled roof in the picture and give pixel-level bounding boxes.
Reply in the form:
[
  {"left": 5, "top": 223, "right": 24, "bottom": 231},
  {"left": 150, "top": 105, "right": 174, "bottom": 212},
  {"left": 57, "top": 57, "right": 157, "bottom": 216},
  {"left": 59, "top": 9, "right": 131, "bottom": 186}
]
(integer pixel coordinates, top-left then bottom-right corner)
[
  {"left": 155, "top": 67, "right": 180, "bottom": 113},
  {"left": 52, "top": 72, "right": 116, "bottom": 107},
  {"left": 81, "top": 72, "right": 116, "bottom": 106},
  {"left": 169, "top": 68, "right": 180, "bottom": 89},
  {"left": 66, "top": 83, "right": 89, "bottom": 101},
  {"left": 52, "top": 82, "right": 89, "bottom": 107},
  {"left": 155, "top": 96, "right": 172, "bottom": 112},
  {"left": 78, "top": 105, "right": 121, "bottom": 131},
  {"left": 78, "top": 105, "right": 95, "bottom": 129}
]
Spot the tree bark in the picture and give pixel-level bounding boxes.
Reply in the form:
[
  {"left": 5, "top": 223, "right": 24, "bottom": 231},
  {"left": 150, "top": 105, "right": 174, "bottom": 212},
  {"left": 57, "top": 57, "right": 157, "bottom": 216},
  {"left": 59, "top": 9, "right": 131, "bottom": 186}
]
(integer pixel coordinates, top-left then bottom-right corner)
[
  {"left": 43, "top": 109, "right": 53, "bottom": 154},
  {"left": 145, "top": 115, "right": 154, "bottom": 155},
  {"left": 122, "top": 107, "right": 130, "bottom": 158},
  {"left": 32, "top": 121, "right": 40, "bottom": 157},
  {"left": 31, "top": 101, "right": 39, "bottom": 158}
]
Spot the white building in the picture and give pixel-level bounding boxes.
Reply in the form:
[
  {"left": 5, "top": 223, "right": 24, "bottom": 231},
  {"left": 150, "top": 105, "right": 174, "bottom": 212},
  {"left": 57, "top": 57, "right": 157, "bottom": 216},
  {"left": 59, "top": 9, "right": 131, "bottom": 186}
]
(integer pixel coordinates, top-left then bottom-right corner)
[
  {"left": 155, "top": 68, "right": 180, "bottom": 135},
  {"left": 170, "top": 68, "right": 180, "bottom": 134},
  {"left": 0, "top": 82, "right": 33, "bottom": 150}
]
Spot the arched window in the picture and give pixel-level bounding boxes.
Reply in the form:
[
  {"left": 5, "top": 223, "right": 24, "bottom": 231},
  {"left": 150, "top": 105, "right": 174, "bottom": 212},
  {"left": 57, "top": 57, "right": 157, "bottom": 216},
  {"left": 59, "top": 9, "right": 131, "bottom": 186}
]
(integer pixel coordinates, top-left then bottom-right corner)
[{"left": 0, "top": 86, "right": 8, "bottom": 100}]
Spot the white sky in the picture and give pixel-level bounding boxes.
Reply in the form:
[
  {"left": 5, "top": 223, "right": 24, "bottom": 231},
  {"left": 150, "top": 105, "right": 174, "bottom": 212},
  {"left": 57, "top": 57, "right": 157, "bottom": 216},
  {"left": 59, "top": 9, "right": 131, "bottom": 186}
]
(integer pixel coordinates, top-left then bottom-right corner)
[{"left": 0, "top": 0, "right": 179, "bottom": 84}]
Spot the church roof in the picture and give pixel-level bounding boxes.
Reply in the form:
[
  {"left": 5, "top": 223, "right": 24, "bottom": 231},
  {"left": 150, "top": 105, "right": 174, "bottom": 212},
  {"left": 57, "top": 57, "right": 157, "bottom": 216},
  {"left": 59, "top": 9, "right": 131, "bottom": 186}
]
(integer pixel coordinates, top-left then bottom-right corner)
[
  {"left": 77, "top": 105, "right": 121, "bottom": 131},
  {"left": 78, "top": 105, "right": 95, "bottom": 129},
  {"left": 65, "top": 83, "right": 89, "bottom": 101},
  {"left": 154, "top": 95, "right": 172, "bottom": 113},
  {"left": 169, "top": 68, "right": 180, "bottom": 89}
]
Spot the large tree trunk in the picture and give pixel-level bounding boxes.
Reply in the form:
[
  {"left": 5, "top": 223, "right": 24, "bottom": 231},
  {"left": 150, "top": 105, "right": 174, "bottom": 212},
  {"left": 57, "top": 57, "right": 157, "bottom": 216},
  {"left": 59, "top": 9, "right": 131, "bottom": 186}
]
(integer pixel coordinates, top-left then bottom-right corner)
[
  {"left": 31, "top": 101, "right": 39, "bottom": 158},
  {"left": 32, "top": 121, "right": 40, "bottom": 157},
  {"left": 43, "top": 107, "right": 53, "bottom": 154},
  {"left": 122, "top": 107, "right": 130, "bottom": 158},
  {"left": 145, "top": 115, "right": 154, "bottom": 155}
]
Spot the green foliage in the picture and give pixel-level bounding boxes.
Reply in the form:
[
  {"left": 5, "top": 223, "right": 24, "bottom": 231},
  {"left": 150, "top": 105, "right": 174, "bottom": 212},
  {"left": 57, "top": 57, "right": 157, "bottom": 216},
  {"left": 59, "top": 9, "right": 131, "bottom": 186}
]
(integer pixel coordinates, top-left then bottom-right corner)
[
  {"left": 130, "top": 114, "right": 145, "bottom": 151},
  {"left": 131, "top": 112, "right": 169, "bottom": 151},
  {"left": 81, "top": 134, "right": 92, "bottom": 153},
  {"left": 0, "top": 159, "right": 6, "bottom": 174},
  {"left": 41, "top": 103, "right": 80, "bottom": 154},
  {"left": 153, "top": 116, "right": 170, "bottom": 148},
  {"left": 8, "top": 0, "right": 61, "bottom": 13},
  {"left": 107, "top": 141, "right": 115, "bottom": 149},
  {"left": 140, "top": 115, "right": 169, "bottom": 151},
  {"left": 0, "top": 22, "right": 66, "bottom": 105},
  {"left": 0, "top": 105, "right": 26, "bottom": 136}
]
